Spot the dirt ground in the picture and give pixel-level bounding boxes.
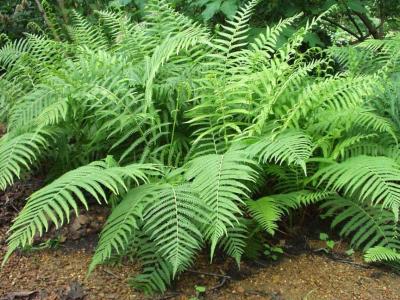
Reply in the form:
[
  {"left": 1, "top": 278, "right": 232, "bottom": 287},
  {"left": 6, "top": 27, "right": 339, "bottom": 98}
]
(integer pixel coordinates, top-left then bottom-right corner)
[
  {"left": 1, "top": 176, "right": 400, "bottom": 300},
  {"left": 1, "top": 238, "right": 400, "bottom": 300}
]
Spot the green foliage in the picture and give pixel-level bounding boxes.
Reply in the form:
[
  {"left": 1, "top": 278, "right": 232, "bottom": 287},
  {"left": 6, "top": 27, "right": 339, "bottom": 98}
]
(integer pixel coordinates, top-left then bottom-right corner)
[
  {"left": 186, "top": 150, "right": 258, "bottom": 258},
  {"left": 263, "top": 243, "right": 284, "bottom": 260},
  {"left": 1, "top": 0, "right": 400, "bottom": 295},
  {"left": 319, "top": 232, "right": 335, "bottom": 251},
  {"left": 321, "top": 196, "right": 400, "bottom": 254},
  {"left": 365, "top": 246, "right": 400, "bottom": 263},
  {"left": 0, "top": 130, "right": 52, "bottom": 190},
  {"left": 143, "top": 183, "right": 206, "bottom": 275},
  {"left": 314, "top": 156, "right": 400, "bottom": 216},
  {"left": 247, "top": 191, "right": 329, "bottom": 235},
  {"left": 3, "top": 160, "right": 154, "bottom": 265}
]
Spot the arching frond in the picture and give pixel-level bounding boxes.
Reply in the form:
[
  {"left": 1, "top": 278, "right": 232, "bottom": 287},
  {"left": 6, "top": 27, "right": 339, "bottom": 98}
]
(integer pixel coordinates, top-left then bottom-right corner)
[
  {"left": 364, "top": 246, "right": 400, "bottom": 263},
  {"left": 3, "top": 161, "right": 155, "bottom": 265},
  {"left": 143, "top": 183, "right": 207, "bottom": 275},
  {"left": 185, "top": 150, "right": 258, "bottom": 258},
  {"left": 89, "top": 184, "right": 158, "bottom": 273},
  {"left": 247, "top": 191, "right": 329, "bottom": 235},
  {"left": 69, "top": 10, "right": 108, "bottom": 50},
  {"left": 314, "top": 156, "right": 400, "bottom": 216},
  {"left": 130, "top": 237, "right": 175, "bottom": 295},
  {"left": 219, "top": 220, "right": 248, "bottom": 265},
  {"left": 321, "top": 196, "right": 400, "bottom": 252},
  {"left": 0, "top": 130, "right": 53, "bottom": 190},
  {"left": 247, "top": 130, "right": 313, "bottom": 174}
]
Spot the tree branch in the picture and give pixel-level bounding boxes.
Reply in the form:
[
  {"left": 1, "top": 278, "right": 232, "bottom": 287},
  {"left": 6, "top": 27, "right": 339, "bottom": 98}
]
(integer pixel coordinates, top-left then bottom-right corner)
[
  {"left": 344, "top": 6, "right": 364, "bottom": 37},
  {"left": 322, "top": 17, "right": 362, "bottom": 41},
  {"left": 353, "top": 11, "right": 383, "bottom": 39}
]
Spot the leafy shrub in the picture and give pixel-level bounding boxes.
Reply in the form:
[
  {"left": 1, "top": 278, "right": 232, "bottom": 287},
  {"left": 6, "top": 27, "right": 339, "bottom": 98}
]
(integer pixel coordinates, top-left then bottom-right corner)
[{"left": 1, "top": 0, "right": 400, "bottom": 294}]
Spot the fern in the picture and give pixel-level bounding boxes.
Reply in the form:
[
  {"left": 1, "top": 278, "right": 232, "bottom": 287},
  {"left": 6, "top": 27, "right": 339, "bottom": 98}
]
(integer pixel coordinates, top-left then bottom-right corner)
[
  {"left": 143, "top": 183, "right": 206, "bottom": 275},
  {"left": 3, "top": 160, "right": 155, "bottom": 265},
  {"left": 314, "top": 156, "right": 400, "bottom": 216},
  {"left": 212, "top": 0, "right": 259, "bottom": 62},
  {"left": 68, "top": 10, "right": 108, "bottom": 50},
  {"left": 247, "top": 130, "right": 313, "bottom": 174},
  {"left": 219, "top": 220, "right": 248, "bottom": 265},
  {"left": 89, "top": 184, "right": 158, "bottom": 273},
  {"left": 1, "top": 0, "right": 400, "bottom": 294},
  {"left": 185, "top": 150, "right": 258, "bottom": 258},
  {"left": 321, "top": 196, "right": 400, "bottom": 254},
  {"left": 247, "top": 191, "right": 329, "bottom": 235},
  {"left": 0, "top": 130, "right": 53, "bottom": 190},
  {"left": 364, "top": 246, "right": 400, "bottom": 263},
  {"left": 130, "top": 236, "right": 175, "bottom": 294}
]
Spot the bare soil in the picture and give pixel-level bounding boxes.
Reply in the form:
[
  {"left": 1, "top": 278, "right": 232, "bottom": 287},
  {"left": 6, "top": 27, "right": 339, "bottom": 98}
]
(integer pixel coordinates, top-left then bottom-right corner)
[{"left": 1, "top": 239, "right": 400, "bottom": 300}]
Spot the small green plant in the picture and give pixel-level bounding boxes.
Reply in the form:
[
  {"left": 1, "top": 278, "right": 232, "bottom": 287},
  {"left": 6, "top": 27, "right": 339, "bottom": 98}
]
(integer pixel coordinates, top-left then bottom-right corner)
[
  {"left": 264, "top": 244, "right": 284, "bottom": 261},
  {"left": 319, "top": 233, "right": 335, "bottom": 253},
  {"left": 21, "top": 236, "right": 62, "bottom": 253},
  {"left": 189, "top": 285, "right": 206, "bottom": 300}
]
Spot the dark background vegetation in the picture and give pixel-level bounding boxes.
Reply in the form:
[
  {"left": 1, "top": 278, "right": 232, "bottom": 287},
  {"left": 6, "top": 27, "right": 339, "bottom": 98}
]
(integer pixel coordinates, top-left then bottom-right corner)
[{"left": 2, "top": 0, "right": 400, "bottom": 45}]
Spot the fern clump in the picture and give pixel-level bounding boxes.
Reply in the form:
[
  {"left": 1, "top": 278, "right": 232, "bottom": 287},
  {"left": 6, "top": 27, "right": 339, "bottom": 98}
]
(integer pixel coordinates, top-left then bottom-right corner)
[{"left": 1, "top": 0, "right": 400, "bottom": 294}]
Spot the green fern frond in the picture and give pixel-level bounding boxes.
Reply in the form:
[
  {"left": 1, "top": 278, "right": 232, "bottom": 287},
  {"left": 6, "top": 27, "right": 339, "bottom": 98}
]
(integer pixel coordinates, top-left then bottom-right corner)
[
  {"left": 321, "top": 196, "right": 400, "bottom": 252},
  {"left": 130, "top": 237, "right": 175, "bottom": 295},
  {"left": 185, "top": 150, "right": 258, "bottom": 258},
  {"left": 144, "top": 25, "right": 208, "bottom": 111},
  {"left": 280, "top": 75, "right": 376, "bottom": 131},
  {"left": 364, "top": 246, "right": 400, "bottom": 263},
  {"left": 3, "top": 161, "right": 156, "bottom": 266},
  {"left": 247, "top": 190, "right": 329, "bottom": 235},
  {"left": 143, "top": 183, "right": 206, "bottom": 275},
  {"left": 89, "top": 184, "right": 158, "bottom": 273},
  {"left": 314, "top": 156, "right": 400, "bottom": 216},
  {"left": 247, "top": 130, "right": 313, "bottom": 174},
  {"left": 212, "top": 0, "right": 259, "bottom": 62},
  {"left": 96, "top": 10, "right": 134, "bottom": 44},
  {"left": 249, "top": 13, "right": 303, "bottom": 56},
  {"left": 354, "top": 110, "right": 397, "bottom": 142},
  {"left": 219, "top": 221, "right": 248, "bottom": 265},
  {"left": 251, "top": 59, "right": 324, "bottom": 133},
  {"left": 330, "top": 134, "right": 378, "bottom": 160},
  {"left": 0, "top": 130, "right": 53, "bottom": 191},
  {"left": 7, "top": 90, "right": 54, "bottom": 131},
  {"left": 69, "top": 10, "right": 108, "bottom": 50},
  {"left": 0, "top": 39, "right": 31, "bottom": 69}
]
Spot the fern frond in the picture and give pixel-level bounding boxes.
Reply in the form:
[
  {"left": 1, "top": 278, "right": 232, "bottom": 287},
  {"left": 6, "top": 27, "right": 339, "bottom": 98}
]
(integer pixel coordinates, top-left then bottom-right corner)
[
  {"left": 280, "top": 75, "right": 376, "bottom": 131},
  {"left": 130, "top": 237, "right": 175, "bottom": 295},
  {"left": 69, "top": 10, "right": 108, "bottom": 50},
  {"left": 213, "top": 0, "right": 259, "bottom": 61},
  {"left": 185, "top": 150, "right": 258, "bottom": 258},
  {"left": 89, "top": 184, "right": 158, "bottom": 273},
  {"left": 144, "top": 25, "right": 208, "bottom": 111},
  {"left": 364, "top": 246, "right": 400, "bottom": 263},
  {"left": 314, "top": 156, "right": 400, "bottom": 216},
  {"left": 247, "top": 130, "right": 313, "bottom": 174},
  {"left": 0, "top": 130, "right": 53, "bottom": 191},
  {"left": 330, "top": 134, "right": 378, "bottom": 160},
  {"left": 143, "top": 183, "right": 206, "bottom": 275},
  {"left": 321, "top": 196, "right": 400, "bottom": 252},
  {"left": 96, "top": 10, "right": 135, "bottom": 45},
  {"left": 3, "top": 161, "right": 155, "bottom": 265},
  {"left": 247, "top": 190, "right": 329, "bottom": 235},
  {"left": 219, "top": 220, "right": 248, "bottom": 265},
  {"left": 249, "top": 14, "right": 302, "bottom": 55},
  {"left": 0, "top": 39, "right": 31, "bottom": 69}
]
